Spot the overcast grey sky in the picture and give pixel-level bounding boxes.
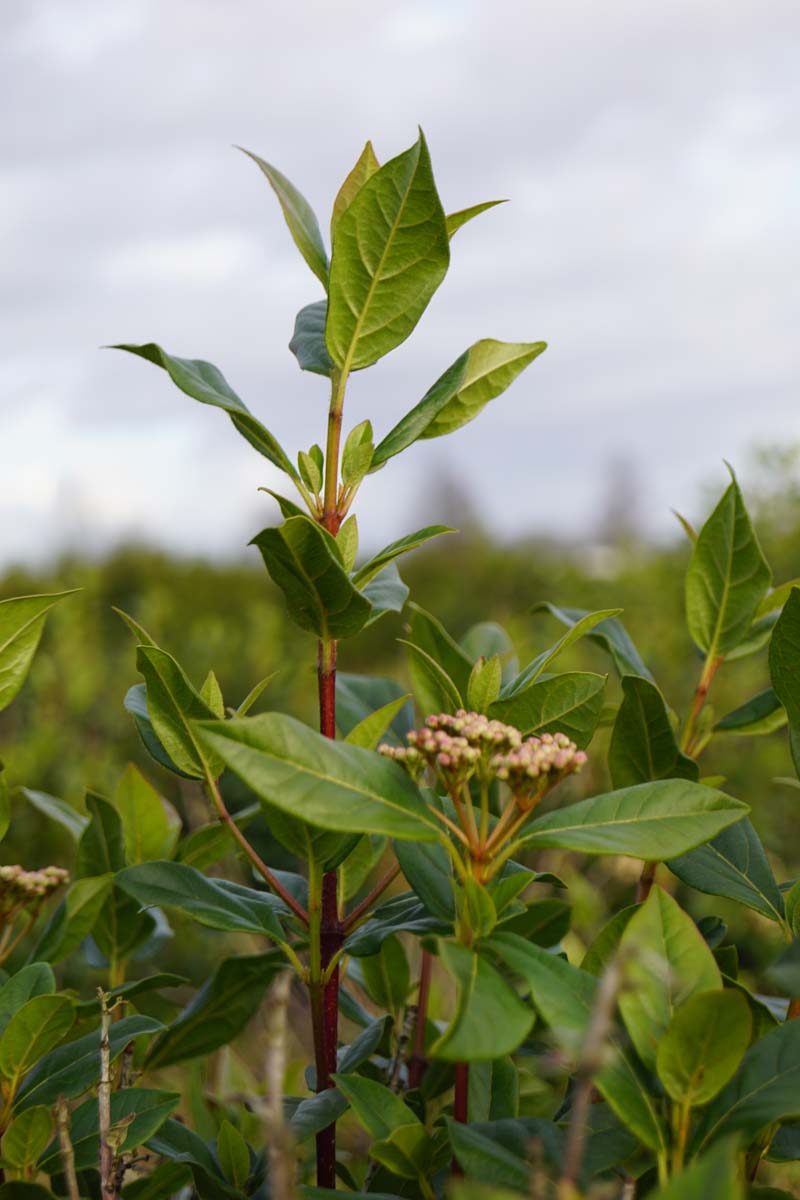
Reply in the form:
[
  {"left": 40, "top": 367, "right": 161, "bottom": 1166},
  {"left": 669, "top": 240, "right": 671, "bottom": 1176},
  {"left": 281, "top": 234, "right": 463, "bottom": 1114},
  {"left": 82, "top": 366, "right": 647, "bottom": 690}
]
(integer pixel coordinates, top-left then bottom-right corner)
[{"left": 2, "top": 0, "right": 798, "bottom": 566}]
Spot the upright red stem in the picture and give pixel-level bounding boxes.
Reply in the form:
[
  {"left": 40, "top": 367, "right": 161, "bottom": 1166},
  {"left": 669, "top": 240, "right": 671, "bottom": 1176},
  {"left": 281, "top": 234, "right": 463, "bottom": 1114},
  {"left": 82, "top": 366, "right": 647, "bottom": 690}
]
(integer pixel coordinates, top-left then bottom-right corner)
[
  {"left": 315, "top": 640, "right": 342, "bottom": 1189},
  {"left": 408, "top": 950, "right": 433, "bottom": 1089},
  {"left": 452, "top": 1061, "right": 469, "bottom": 1176}
]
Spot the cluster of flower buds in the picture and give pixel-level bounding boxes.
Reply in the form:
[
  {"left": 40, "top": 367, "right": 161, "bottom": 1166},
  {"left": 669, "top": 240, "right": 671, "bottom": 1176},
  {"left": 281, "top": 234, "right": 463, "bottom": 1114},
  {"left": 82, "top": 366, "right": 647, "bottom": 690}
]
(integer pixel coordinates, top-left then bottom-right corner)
[
  {"left": 492, "top": 731, "right": 587, "bottom": 810},
  {"left": 0, "top": 864, "right": 69, "bottom": 915},
  {"left": 380, "top": 710, "right": 586, "bottom": 806}
]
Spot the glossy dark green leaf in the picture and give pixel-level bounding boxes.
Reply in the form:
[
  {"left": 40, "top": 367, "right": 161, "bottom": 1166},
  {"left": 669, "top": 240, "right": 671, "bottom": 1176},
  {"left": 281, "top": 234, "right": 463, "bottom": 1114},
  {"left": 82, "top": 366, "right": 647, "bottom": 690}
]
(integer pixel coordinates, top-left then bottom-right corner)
[
  {"left": 467, "top": 1058, "right": 520, "bottom": 1122},
  {"left": 252, "top": 515, "right": 372, "bottom": 640},
  {"left": 289, "top": 300, "right": 333, "bottom": 377},
  {"left": 522, "top": 779, "right": 748, "bottom": 859},
  {"left": 338, "top": 1014, "right": 394, "bottom": 1074},
  {"left": 14, "top": 1015, "right": 162, "bottom": 1111},
  {"left": 145, "top": 1118, "right": 226, "bottom": 1187},
  {"left": 136, "top": 647, "right": 221, "bottom": 780},
  {"left": 116, "top": 861, "right": 287, "bottom": 941},
  {"left": 31, "top": 874, "right": 112, "bottom": 964},
  {"left": 326, "top": 131, "right": 449, "bottom": 371},
  {"left": 668, "top": 817, "right": 785, "bottom": 924},
  {"left": 0, "top": 966, "right": 55, "bottom": 1037},
  {"left": 0, "top": 592, "right": 75, "bottom": 712},
  {"left": 530, "top": 601, "right": 653, "bottom": 680},
  {"left": 39, "top": 1088, "right": 180, "bottom": 1174},
  {"left": 353, "top": 526, "right": 454, "bottom": 589},
  {"left": 360, "top": 937, "right": 409, "bottom": 1013},
  {"left": 331, "top": 140, "right": 380, "bottom": 236},
  {"left": 112, "top": 344, "right": 296, "bottom": 477},
  {"left": 345, "top": 893, "right": 445, "bottom": 956},
  {"left": 240, "top": 148, "right": 328, "bottom": 287},
  {"left": 430, "top": 942, "right": 534, "bottom": 1061},
  {"left": 73, "top": 973, "right": 187, "bottom": 1015},
  {"left": 692, "top": 1018, "right": 800, "bottom": 1153},
  {"left": 217, "top": 1119, "right": 250, "bottom": 1190},
  {"left": 608, "top": 674, "right": 698, "bottom": 787},
  {"left": 767, "top": 939, "right": 800, "bottom": 995},
  {"left": 76, "top": 793, "right": 125, "bottom": 876},
  {"left": 686, "top": 473, "right": 771, "bottom": 659},
  {"left": 769, "top": 587, "right": 800, "bottom": 775},
  {"left": 123, "top": 683, "right": 195, "bottom": 779},
  {"left": 497, "top": 897, "right": 570, "bottom": 947},
  {"left": 715, "top": 687, "right": 786, "bottom": 735},
  {"left": 147, "top": 953, "right": 284, "bottom": 1069},
  {"left": 394, "top": 839, "right": 455, "bottom": 922},
  {"left": 18, "top": 788, "right": 87, "bottom": 839},
  {"left": 196, "top": 712, "right": 437, "bottom": 842},
  {"left": 372, "top": 340, "right": 545, "bottom": 468},
  {"left": 445, "top": 200, "right": 506, "bottom": 237},
  {"left": 617, "top": 887, "right": 721, "bottom": 1070},
  {"left": 656, "top": 990, "right": 751, "bottom": 1105},
  {"left": 289, "top": 1089, "right": 349, "bottom": 1141},
  {"left": 0, "top": 996, "right": 74, "bottom": 1090},
  {"left": 445, "top": 1119, "right": 534, "bottom": 1190},
  {"left": 489, "top": 671, "right": 606, "bottom": 747}
]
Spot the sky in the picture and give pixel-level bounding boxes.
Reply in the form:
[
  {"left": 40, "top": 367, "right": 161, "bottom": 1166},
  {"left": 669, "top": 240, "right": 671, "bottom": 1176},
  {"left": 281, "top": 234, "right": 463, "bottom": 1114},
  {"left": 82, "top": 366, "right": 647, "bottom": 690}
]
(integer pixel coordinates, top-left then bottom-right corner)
[{"left": 2, "top": 0, "right": 798, "bottom": 567}]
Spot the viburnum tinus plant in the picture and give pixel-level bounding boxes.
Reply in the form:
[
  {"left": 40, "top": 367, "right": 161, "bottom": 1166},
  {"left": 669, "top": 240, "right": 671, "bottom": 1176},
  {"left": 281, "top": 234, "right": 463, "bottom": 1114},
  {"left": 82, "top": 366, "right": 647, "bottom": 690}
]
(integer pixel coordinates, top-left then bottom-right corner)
[{"left": 2, "top": 131, "right": 793, "bottom": 1198}]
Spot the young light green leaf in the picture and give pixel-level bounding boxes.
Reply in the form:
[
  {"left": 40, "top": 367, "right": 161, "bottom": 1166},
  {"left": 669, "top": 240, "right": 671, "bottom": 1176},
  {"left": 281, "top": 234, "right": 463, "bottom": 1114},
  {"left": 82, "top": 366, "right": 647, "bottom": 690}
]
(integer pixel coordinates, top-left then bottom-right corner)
[
  {"left": 116, "top": 860, "right": 287, "bottom": 940},
  {"left": 671, "top": 509, "right": 698, "bottom": 544},
  {"left": 199, "top": 670, "right": 224, "bottom": 718},
  {"left": 335, "top": 673, "right": 414, "bottom": 746},
  {"left": 617, "top": 887, "right": 721, "bottom": 1070},
  {"left": 111, "top": 344, "right": 297, "bottom": 477},
  {"left": 692, "top": 1018, "right": 800, "bottom": 1153},
  {"left": 344, "top": 693, "right": 412, "bottom": 749},
  {"left": 289, "top": 299, "right": 333, "bottom": 377},
  {"left": 124, "top": 683, "right": 196, "bottom": 780},
  {"left": 757, "top": 578, "right": 800, "bottom": 619},
  {"left": 0, "top": 995, "right": 75, "bottom": 1088},
  {"left": 331, "top": 140, "right": 380, "bottom": 237},
  {"left": 194, "top": 712, "right": 438, "bottom": 842},
  {"left": 608, "top": 675, "right": 699, "bottom": 787},
  {"left": 252, "top": 515, "right": 372, "bottom": 641},
  {"left": 371, "top": 339, "right": 546, "bottom": 469},
  {"left": 341, "top": 419, "right": 374, "bottom": 488},
  {"left": 0, "top": 965, "right": 56, "bottom": 1037},
  {"left": 136, "top": 646, "right": 221, "bottom": 780},
  {"left": 715, "top": 687, "right": 786, "bottom": 735},
  {"left": 326, "top": 130, "right": 449, "bottom": 371},
  {"left": 0, "top": 591, "right": 76, "bottom": 712},
  {"left": 489, "top": 671, "right": 606, "bottom": 747},
  {"left": 530, "top": 601, "right": 653, "bottom": 680},
  {"left": 668, "top": 817, "right": 785, "bottom": 924},
  {"left": 502, "top": 609, "right": 622, "bottom": 697},
  {"left": 445, "top": 199, "right": 506, "bottom": 238},
  {"left": 298, "top": 449, "right": 323, "bottom": 495},
  {"left": 656, "top": 990, "right": 751, "bottom": 1106},
  {"left": 685, "top": 473, "right": 771, "bottom": 659},
  {"left": 235, "top": 672, "right": 278, "bottom": 717},
  {"left": 521, "top": 779, "right": 748, "bottom": 860},
  {"left": 239, "top": 148, "right": 328, "bottom": 287},
  {"left": 353, "top": 526, "right": 454, "bottom": 589},
  {"left": 467, "top": 655, "right": 503, "bottom": 713},
  {"left": 112, "top": 764, "right": 181, "bottom": 864},
  {"left": 769, "top": 587, "right": 800, "bottom": 776},
  {"left": 429, "top": 942, "right": 534, "bottom": 1061},
  {"left": 1, "top": 1105, "right": 52, "bottom": 1171},
  {"left": 337, "top": 514, "right": 359, "bottom": 572}
]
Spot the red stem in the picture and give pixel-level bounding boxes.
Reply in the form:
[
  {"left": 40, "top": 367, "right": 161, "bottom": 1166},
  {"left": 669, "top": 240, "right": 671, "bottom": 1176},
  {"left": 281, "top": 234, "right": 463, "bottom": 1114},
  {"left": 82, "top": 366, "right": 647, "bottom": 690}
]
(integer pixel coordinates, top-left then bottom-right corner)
[
  {"left": 452, "top": 1061, "right": 469, "bottom": 1175},
  {"left": 408, "top": 951, "right": 433, "bottom": 1090},
  {"left": 315, "top": 642, "right": 342, "bottom": 1189},
  {"left": 636, "top": 860, "right": 657, "bottom": 903}
]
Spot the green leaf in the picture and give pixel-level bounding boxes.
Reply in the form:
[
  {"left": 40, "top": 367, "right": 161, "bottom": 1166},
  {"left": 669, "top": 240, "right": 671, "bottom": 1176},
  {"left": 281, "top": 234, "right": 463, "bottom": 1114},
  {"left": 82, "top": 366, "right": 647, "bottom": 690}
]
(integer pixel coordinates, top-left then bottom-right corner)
[
  {"left": 73, "top": 974, "right": 187, "bottom": 1015},
  {"left": 769, "top": 587, "right": 800, "bottom": 775},
  {"left": 530, "top": 601, "right": 653, "bottom": 680},
  {"left": 715, "top": 687, "right": 786, "bottom": 735},
  {"left": 757, "top": 578, "right": 800, "bottom": 619},
  {"left": 345, "top": 694, "right": 412, "bottom": 749},
  {"left": 17, "top": 789, "right": 87, "bottom": 839},
  {"left": 341, "top": 420, "right": 374, "bottom": 488},
  {"left": 0, "top": 966, "right": 55, "bottom": 1037},
  {"left": 217, "top": 1120, "right": 250, "bottom": 1190},
  {"left": 489, "top": 671, "right": 606, "bottom": 747},
  {"left": 445, "top": 200, "right": 506, "bottom": 238},
  {"left": 692, "top": 1018, "right": 800, "bottom": 1152},
  {"left": 14, "top": 1015, "right": 162, "bottom": 1112},
  {"left": 113, "top": 764, "right": 181, "bottom": 864},
  {"left": 370, "top": 1123, "right": 433, "bottom": 1179},
  {"left": 467, "top": 655, "right": 503, "bottom": 713},
  {"left": 336, "top": 674, "right": 414, "bottom": 746},
  {"left": 372, "top": 340, "right": 545, "bottom": 469},
  {"left": 147, "top": 953, "right": 283, "bottom": 1069},
  {"left": 112, "top": 344, "right": 297, "bottom": 477},
  {"left": 767, "top": 939, "right": 800, "bottom": 995},
  {"left": 608, "top": 674, "right": 699, "bottom": 787},
  {"left": 727, "top": 613, "right": 778, "bottom": 661},
  {"left": 239, "top": 147, "right": 328, "bottom": 287},
  {"left": 361, "top": 563, "right": 409, "bottom": 625},
  {"left": 503, "top": 609, "right": 623, "bottom": 697},
  {"left": 656, "top": 990, "right": 751, "bottom": 1105},
  {"left": 289, "top": 300, "right": 333, "bottom": 377},
  {"left": 39, "top": 1088, "right": 180, "bottom": 1174},
  {"left": 353, "top": 526, "right": 454, "bottom": 589},
  {"left": 406, "top": 603, "right": 473, "bottom": 695},
  {"left": 252, "top": 515, "right": 372, "bottom": 640},
  {"left": 686, "top": 473, "right": 771, "bottom": 659},
  {"left": 120, "top": 1163, "right": 193, "bottom": 1200},
  {"left": 115, "top": 861, "right": 287, "bottom": 940},
  {"left": 333, "top": 1073, "right": 419, "bottom": 1140},
  {"left": 337, "top": 514, "right": 359, "bottom": 572},
  {"left": 461, "top": 622, "right": 517, "bottom": 680},
  {"left": 344, "top": 893, "right": 446, "bottom": 957},
  {"left": 1, "top": 1106, "right": 52, "bottom": 1171},
  {"left": 617, "top": 887, "right": 721, "bottom": 1070},
  {"left": 76, "top": 793, "right": 125, "bottom": 876},
  {"left": 0, "top": 996, "right": 74, "bottom": 1089},
  {"left": 338, "top": 1014, "right": 394, "bottom": 1074},
  {"left": 497, "top": 897, "right": 570, "bottom": 947},
  {"left": 645, "top": 1139, "right": 743, "bottom": 1200},
  {"left": 236, "top": 673, "right": 279, "bottom": 717},
  {"left": 401, "top": 639, "right": 463, "bottom": 714},
  {"left": 446, "top": 1119, "right": 534, "bottom": 1190},
  {"left": 331, "top": 140, "right": 380, "bottom": 237},
  {"left": 124, "top": 684, "right": 195, "bottom": 779},
  {"left": 521, "top": 779, "right": 748, "bottom": 859},
  {"left": 581, "top": 906, "right": 638, "bottom": 977},
  {"left": 326, "top": 131, "right": 449, "bottom": 371},
  {"left": 393, "top": 840, "right": 455, "bottom": 922},
  {"left": 0, "top": 592, "right": 75, "bottom": 712},
  {"left": 32, "top": 874, "right": 113, "bottom": 964},
  {"left": 136, "top": 646, "right": 221, "bottom": 780},
  {"left": 195, "top": 713, "right": 438, "bottom": 842},
  {"left": 298, "top": 449, "right": 323, "bottom": 495},
  {"left": 360, "top": 936, "right": 409, "bottom": 1013},
  {"left": 199, "top": 670, "right": 225, "bottom": 719},
  {"left": 290, "top": 1090, "right": 349, "bottom": 1142},
  {"left": 429, "top": 942, "right": 534, "bottom": 1062},
  {"left": 486, "top": 933, "right": 667, "bottom": 1152},
  {"left": 668, "top": 817, "right": 785, "bottom": 924}
]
